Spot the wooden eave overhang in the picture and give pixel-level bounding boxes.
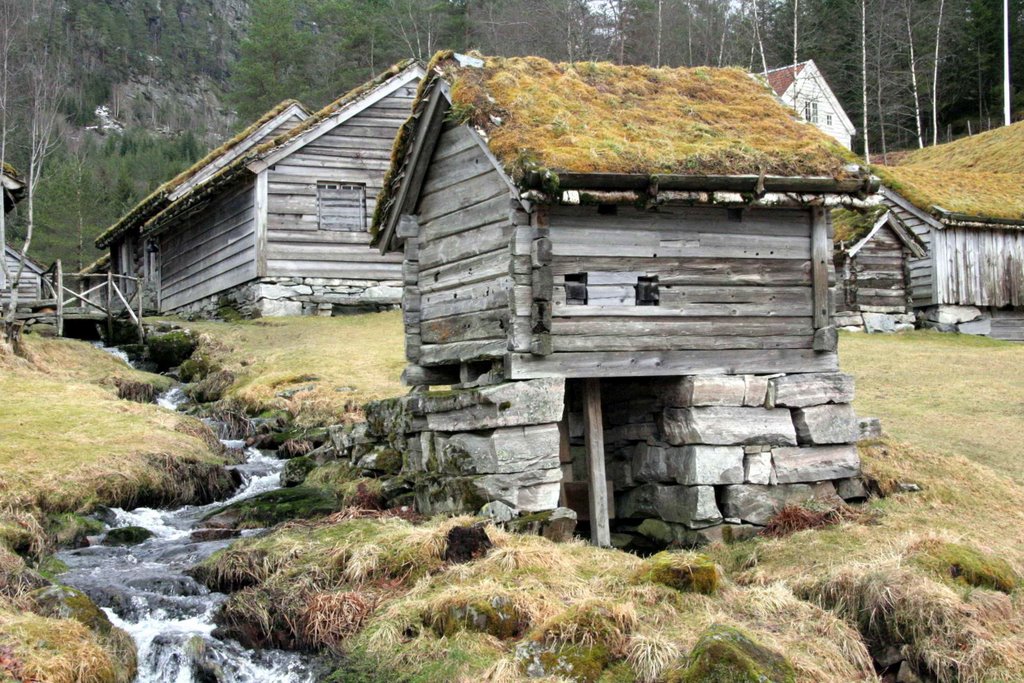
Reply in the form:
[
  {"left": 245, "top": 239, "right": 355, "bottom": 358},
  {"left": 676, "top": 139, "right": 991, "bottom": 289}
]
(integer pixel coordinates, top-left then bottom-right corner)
[
  {"left": 521, "top": 170, "right": 879, "bottom": 196},
  {"left": 932, "top": 206, "right": 1024, "bottom": 230}
]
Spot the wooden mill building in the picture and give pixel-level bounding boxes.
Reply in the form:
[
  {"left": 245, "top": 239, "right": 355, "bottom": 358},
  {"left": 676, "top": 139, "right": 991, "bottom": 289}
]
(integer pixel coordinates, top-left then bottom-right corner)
[
  {"left": 1, "top": 164, "right": 42, "bottom": 305},
  {"left": 96, "top": 60, "right": 424, "bottom": 318},
  {"left": 870, "top": 121, "right": 1024, "bottom": 340},
  {"left": 365, "top": 53, "right": 876, "bottom": 546}
]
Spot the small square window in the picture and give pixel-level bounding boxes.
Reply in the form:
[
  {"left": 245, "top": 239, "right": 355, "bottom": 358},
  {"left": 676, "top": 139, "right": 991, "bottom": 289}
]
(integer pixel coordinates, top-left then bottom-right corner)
[
  {"left": 636, "top": 276, "right": 659, "bottom": 306},
  {"left": 826, "top": 113, "right": 833, "bottom": 126},
  {"left": 318, "top": 182, "right": 366, "bottom": 231},
  {"left": 565, "top": 273, "right": 588, "bottom": 305}
]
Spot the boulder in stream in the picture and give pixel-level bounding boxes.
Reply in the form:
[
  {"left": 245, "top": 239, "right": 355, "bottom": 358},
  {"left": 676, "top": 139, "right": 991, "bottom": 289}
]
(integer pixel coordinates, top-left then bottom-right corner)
[{"left": 103, "top": 525, "right": 154, "bottom": 546}]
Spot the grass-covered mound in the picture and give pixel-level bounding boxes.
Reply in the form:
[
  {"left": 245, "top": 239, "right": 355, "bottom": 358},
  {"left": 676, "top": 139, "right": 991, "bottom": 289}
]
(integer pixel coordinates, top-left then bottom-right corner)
[
  {"left": 169, "top": 312, "right": 406, "bottom": 426},
  {"left": 194, "top": 515, "right": 867, "bottom": 682}
]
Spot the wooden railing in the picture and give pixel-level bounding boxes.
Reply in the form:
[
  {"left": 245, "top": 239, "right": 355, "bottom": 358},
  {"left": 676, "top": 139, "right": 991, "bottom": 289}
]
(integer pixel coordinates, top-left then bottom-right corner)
[{"left": 39, "top": 260, "right": 145, "bottom": 341}]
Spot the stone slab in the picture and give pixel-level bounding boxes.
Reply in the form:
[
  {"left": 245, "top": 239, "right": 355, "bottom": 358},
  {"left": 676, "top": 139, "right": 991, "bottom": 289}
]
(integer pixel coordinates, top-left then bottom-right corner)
[
  {"left": 442, "top": 424, "right": 561, "bottom": 475},
  {"left": 772, "top": 445, "right": 860, "bottom": 483},
  {"left": 792, "top": 404, "right": 859, "bottom": 445},
  {"left": 743, "top": 452, "right": 773, "bottom": 485},
  {"left": 661, "top": 406, "right": 796, "bottom": 446},
  {"left": 766, "top": 372, "right": 854, "bottom": 408},
  {"left": 420, "top": 378, "right": 565, "bottom": 431},
  {"left": 668, "top": 375, "right": 747, "bottom": 407},
  {"left": 675, "top": 445, "right": 744, "bottom": 485},
  {"left": 720, "top": 482, "right": 840, "bottom": 525},
  {"left": 616, "top": 484, "right": 722, "bottom": 528}
]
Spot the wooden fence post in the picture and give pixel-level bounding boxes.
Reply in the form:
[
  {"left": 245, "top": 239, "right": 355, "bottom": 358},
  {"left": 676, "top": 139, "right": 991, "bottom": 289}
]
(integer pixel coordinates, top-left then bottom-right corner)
[
  {"left": 583, "top": 378, "right": 611, "bottom": 547},
  {"left": 54, "top": 259, "right": 63, "bottom": 337},
  {"left": 105, "top": 271, "right": 113, "bottom": 342}
]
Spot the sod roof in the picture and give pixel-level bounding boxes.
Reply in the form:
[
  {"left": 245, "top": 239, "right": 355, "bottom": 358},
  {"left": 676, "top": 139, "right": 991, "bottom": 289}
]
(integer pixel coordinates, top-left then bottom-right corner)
[
  {"left": 94, "top": 98, "right": 309, "bottom": 248},
  {"left": 140, "top": 59, "right": 421, "bottom": 237},
  {"left": 1, "top": 162, "right": 20, "bottom": 181},
  {"left": 443, "top": 54, "right": 853, "bottom": 180},
  {"left": 873, "top": 121, "right": 1024, "bottom": 223}
]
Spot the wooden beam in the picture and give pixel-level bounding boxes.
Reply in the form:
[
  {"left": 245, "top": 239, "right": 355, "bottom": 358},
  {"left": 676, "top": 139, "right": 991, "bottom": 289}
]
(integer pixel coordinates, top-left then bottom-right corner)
[
  {"left": 582, "top": 378, "right": 611, "bottom": 548},
  {"left": 811, "top": 207, "right": 830, "bottom": 329}
]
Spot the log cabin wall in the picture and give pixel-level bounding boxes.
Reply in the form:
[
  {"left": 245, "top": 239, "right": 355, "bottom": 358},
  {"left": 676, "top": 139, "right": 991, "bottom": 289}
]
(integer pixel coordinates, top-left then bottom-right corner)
[
  {"left": 262, "top": 84, "right": 415, "bottom": 283},
  {"left": 846, "top": 225, "right": 912, "bottom": 313},
  {"left": 158, "top": 179, "right": 257, "bottom": 312},
  {"left": 508, "top": 203, "right": 840, "bottom": 379},
  {"left": 1, "top": 246, "right": 41, "bottom": 303},
  {"left": 410, "top": 124, "right": 516, "bottom": 367},
  {"left": 883, "top": 193, "right": 936, "bottom": 306}
]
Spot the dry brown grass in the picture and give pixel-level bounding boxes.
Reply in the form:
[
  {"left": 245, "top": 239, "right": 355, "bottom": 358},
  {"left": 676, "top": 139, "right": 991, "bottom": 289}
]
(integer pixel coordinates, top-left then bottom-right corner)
[{"left": 444, "top": 54, "right": 853, "bottom": 180}]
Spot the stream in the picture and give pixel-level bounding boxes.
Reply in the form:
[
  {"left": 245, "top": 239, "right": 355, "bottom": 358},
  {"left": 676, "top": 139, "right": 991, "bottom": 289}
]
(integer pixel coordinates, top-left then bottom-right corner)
[{"left": 56, "top": 385, "right": 324, "bottom": 682}]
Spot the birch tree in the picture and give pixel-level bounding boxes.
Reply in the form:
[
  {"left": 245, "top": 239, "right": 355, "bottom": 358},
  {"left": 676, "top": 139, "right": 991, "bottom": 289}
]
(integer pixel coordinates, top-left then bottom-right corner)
[
  {"left": 932, "top": 0, "right": 946, "bottom": 145},
  {"left": 861, "top": 0, "right": 870, "bottom": 162},
  {"left": 905, "top": 0, "right": 924, "bottom": 148}
]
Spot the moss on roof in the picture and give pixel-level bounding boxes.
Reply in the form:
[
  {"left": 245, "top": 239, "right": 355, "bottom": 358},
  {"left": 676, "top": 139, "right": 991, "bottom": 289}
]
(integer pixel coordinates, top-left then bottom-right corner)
[
  {"left": 873, "top": 121, "right": 1024, "bottom": 222},
  {"left": 443, "top": 54, "right": 854, "bottom": 180},
  {"left": 141, "top": 59, "right": 420, "bottom": 238},
  {"left": 1, "top": 162, "right": 20, "bottom": 180},
  {"left": 95, "top": 98, "right": 308, "bottom": 248},
  {"left": 78, "top": 253, "right": 110, "bottom": 275},
  {"left": 832, "top": 205, "right": 887, "bottom": 244}
]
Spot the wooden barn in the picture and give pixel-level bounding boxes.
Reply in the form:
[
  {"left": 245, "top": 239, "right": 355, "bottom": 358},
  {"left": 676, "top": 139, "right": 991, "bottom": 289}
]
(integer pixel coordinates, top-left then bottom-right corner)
[
  {"left": 831, "top": 206, "right": 926, "bottom": 332},
  {"left": 96, "top": 59, "right": 425, "bottom": 319},
  {"left": 870, "top": 121, "right": 1024, "bottom": 340},
  {"left": 95, "top": 98, "right": 311, "bottom": 311},
  {"left": 363, "top": 53, "right": 876, "bottom": 546}
]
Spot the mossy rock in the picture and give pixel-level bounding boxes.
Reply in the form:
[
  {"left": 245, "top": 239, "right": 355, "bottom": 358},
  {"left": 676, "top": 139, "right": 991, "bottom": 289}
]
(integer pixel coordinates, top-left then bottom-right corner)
[
  {"left": 915, "top": 541, "right": 1020, "bottom": 593},
  {"left": 532, "top": 643, "right": 611, "bottom": 683},
  {"left": 215, "top": 304, "right": 245, "bottom": 322},
  {"left": 179, "top": 355, "right": 214, "bottom": 383},
  {"left": 31, "top": 585, "right": 115, "bottom": 635},
  {"left": 429, "top": 595, "right": 527, "bottom": 639},
  {"left": 103, "top": 526, "right": 154, "bottom": 546},
  {"left": 202, "top": 486, "right": 339, "bottom": 530},
  {"left": 281, "top": 456, "right": 316, "bottom": 487},
  {"left": 667, "top": 624, "right": 795, "bottom": 683},
  {"left": 146, "top": 330, "right": 197, "bottom": 371},
  {"left": 47, "top": 512, "right": 104, "bottom": 549},
  {"left": 633, "top": 552, "right": 721, "bottom": 595},
  {"left": 188, "top": 369, "right": 235, "bottom": 403}
]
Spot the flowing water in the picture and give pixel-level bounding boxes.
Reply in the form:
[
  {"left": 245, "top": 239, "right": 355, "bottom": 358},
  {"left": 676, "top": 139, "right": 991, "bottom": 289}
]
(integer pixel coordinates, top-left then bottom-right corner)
[{"left": 56, "top": 388, "right": 323, "bottom": 682}]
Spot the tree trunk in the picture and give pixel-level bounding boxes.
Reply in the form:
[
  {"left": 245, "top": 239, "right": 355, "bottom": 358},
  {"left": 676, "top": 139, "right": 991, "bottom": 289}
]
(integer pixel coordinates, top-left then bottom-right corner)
[
  {"left": 905, "top": 2, "right": 924, "bottom": 148},
  {"left": 861, "top": 0, "right": 870, "bottom": 163},
  {"left": 932, "top": 0, "right": 945, "bottom": 146}
]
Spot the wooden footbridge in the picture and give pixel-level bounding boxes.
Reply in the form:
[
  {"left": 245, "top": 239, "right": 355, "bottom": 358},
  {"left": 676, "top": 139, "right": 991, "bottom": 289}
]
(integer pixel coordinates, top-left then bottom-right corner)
[{"left": 13, "top": 259, "right": 145, "bottom": 341}]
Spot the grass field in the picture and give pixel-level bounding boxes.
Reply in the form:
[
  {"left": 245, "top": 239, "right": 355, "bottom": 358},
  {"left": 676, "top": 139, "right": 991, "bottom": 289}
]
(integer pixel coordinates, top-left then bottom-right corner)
[{"left": 840, "top": 330, "right": 1024, "bottom": 481}]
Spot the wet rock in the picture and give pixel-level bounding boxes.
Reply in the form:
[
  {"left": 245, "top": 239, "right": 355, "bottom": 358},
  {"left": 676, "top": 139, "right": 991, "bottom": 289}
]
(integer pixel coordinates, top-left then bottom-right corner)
[
  {"left": 103, "top": 526, "right": 154, "bottom": 546},
  {"left": 667, "top": 623, "right": 795, "bottom": 683},
  {"left": 444, "top": 523, "right": 493, "bottom": 563},
  {"left": 280, "top": 455, "right": 315, "bottom": 487},
  {"left": 190, "top": 528, "right": 239, "bottom": 542},
  {"left": 31, "top": 585, "right": 115, "bottom": 634},
  {"left": 479, "top": 500, "right": 516, "bottom": 523},
  {"left": 201, "top": 486, "right": 339, "bottom": 530}
]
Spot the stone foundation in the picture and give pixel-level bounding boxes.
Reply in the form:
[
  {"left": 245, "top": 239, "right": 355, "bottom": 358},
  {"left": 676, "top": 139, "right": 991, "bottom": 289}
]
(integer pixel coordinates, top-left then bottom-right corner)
[
  {"left": 834, "top": 309, "right": 916, "bottom": 333},
  {"left": 349, "top": 371, "right": 866, "bottom": 548},
  {"left": 165, "top": 276, "right": 402, "bottom": 319}
]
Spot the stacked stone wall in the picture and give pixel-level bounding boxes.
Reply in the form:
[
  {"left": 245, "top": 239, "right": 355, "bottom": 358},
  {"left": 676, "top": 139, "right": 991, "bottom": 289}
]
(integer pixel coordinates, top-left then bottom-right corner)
[{"left": 164, "top": 276, "right": 402, "bottom": 319}]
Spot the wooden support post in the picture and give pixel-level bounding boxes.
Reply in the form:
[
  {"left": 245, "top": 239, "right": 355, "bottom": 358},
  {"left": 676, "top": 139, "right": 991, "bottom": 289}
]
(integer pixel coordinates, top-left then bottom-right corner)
[
  {"left": 54, "top": 259, "right": 63, "bottom": 338},
  {"left": 582, "top": 378, "right": 611, "bottom": 547},
  {"left": 811, "top": 207, "right": 830, "bottom": 330},
  {"left": 105, "top": 271, "right": 113, "bottom": 342},
  {"left": 137, "top": 281, "right": 144, "bottom": 342}
]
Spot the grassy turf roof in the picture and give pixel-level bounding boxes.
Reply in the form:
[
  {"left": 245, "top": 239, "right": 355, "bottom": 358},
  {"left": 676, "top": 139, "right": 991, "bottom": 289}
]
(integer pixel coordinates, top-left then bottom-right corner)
[
  {"left": 445, "top": 54, "right": 854, "bottom": 179},
  {"left": 873, "top": 121, "right": 1024, "bottom": 223},
  {"left": 94, "top": 98, "right": 309, "bottom": 249},
  {"left": 1, "top": 162, "right": 20, "bottom": 180},
  {"left": 832, "top": 205, "right": 888, "bottom": 244},
  {"left": 140, "top": 59, "right": 420, "bottom": 238}
]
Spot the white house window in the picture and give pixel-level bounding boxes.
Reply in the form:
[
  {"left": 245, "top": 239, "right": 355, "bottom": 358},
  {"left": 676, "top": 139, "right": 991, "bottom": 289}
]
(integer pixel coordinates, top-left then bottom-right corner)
[
  {"left": 803, "top": 100, "right": 819, "bottom": 124},
  {"left": 317, "top": 182, "right": 366, "bottom": 231},
  {"left": 826, "top": 113, "right": 833, "bottom": 126}
]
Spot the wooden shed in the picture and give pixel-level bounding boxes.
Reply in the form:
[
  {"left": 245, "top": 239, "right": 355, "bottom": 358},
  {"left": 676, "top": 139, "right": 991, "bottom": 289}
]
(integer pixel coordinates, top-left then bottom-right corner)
[
  {"left": 138, "top": 61, "right": 424, "bottom": 317},
  {"left": 365, "top": 53, "right": 876, "bottom": 546},
  {"left": 873, "top": 121, "right": 1024, "bottom": 340},
  {"left": 1, "top": 165, "right": 41, "bottom": 305},
  {"left": 832, "top": 206, "right": 926, "bottom": 332}
]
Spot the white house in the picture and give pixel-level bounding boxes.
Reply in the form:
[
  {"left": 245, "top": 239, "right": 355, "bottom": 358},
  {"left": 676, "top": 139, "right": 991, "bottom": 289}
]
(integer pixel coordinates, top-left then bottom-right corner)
[{"left": 764, "top": 60, "right": 856, "bottom": 149}]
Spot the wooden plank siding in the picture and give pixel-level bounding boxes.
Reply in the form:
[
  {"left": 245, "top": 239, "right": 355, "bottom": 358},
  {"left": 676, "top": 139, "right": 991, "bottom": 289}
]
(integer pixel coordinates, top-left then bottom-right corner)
[
  {"left": 1, "top": 247, "right": 42, "bottom": 303},
  {"left": 508, "top": 204, "right": 837, "bottom": 378},
  {"left": 932, "top": 227, "right": 1024, "bottom": 308},
  {"left": 885, "top": 198, "right": 936, "bottom": 306},
  {"left": 263, "top": 86, "right": 416, "bottom": 280},
  {"left": 159, "top": 179, "right": 257, "bottom": 310},
  {"left": 413, "top": 124, "right": 516, "bottom": 365}
]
